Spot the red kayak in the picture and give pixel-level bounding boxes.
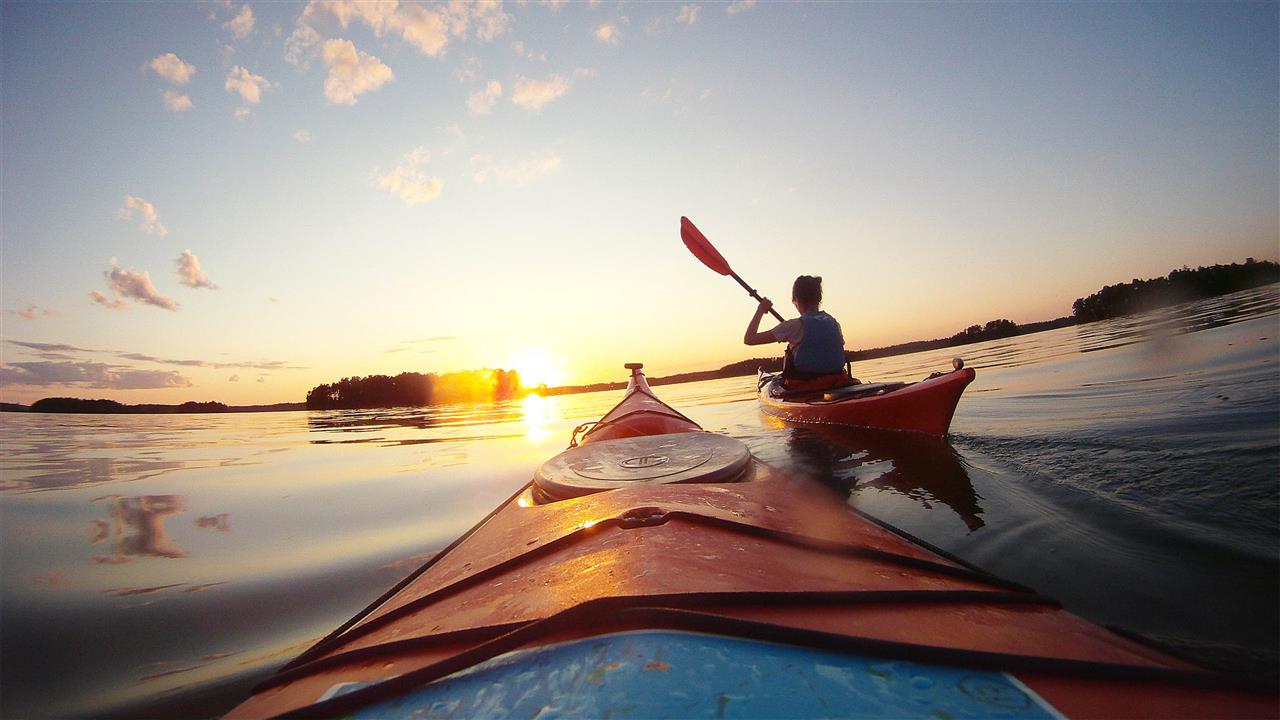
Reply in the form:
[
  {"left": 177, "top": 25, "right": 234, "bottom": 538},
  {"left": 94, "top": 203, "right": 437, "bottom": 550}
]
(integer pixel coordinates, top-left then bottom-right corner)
[
  {"left": 758, "top": 362, "right": 976, "bottom": 437},
  {"left": 227, "top": 364, "right": 1275, "bottom": 719}
]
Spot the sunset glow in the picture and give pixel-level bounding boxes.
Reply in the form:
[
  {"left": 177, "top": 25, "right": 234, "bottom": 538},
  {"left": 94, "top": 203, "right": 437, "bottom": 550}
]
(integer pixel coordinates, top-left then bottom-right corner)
[{"left": 1, "top": 2, "right": 1275, "bottom": 405}]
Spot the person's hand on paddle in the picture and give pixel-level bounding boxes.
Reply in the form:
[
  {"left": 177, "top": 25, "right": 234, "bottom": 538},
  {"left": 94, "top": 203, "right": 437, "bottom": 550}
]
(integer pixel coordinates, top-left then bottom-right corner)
[{"left": 755, "top": 298, "right": 773, "bottom": 316}]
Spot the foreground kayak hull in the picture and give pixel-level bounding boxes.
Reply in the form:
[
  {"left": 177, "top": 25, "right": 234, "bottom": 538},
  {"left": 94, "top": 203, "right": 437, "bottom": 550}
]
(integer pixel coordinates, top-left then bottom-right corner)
[
  {"left": 758, "top": 367, "right": 976, "bottom": 437},
  {"left": 228, "top": 364, "right": 1275, "bottom": 719}
]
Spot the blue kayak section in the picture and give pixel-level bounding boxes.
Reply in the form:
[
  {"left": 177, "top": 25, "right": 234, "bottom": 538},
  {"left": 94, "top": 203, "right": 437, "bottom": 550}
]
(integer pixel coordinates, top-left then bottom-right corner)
[{"left": 341, "top": 630, "right": 1066, "bottom": 719}]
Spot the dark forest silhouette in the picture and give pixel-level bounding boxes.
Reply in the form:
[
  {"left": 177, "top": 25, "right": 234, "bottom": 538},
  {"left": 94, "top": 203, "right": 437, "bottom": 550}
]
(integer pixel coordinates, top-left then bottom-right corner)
[
  {"left": 1071, "top": 259, "right": 1278, "bottom": 322},
  {"left": 304, "top": 369, "right": 520, "bottom": 410}
]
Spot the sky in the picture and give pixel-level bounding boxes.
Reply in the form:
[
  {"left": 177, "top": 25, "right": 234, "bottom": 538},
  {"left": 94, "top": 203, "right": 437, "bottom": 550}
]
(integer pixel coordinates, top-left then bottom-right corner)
[{"left": 1, "top": 0, "right": 1277, "bottom": 405}]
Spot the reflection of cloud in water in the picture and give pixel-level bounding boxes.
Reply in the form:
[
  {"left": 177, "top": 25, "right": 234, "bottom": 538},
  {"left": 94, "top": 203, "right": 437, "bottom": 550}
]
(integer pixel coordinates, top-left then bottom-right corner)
[
  {"left": 22, "top": 571, "right": 68, "bottom": 588},
  {"left": 10, "top": 457, "right": 187, "bottom": 492},
  {"left": 90, "top": 495, "right": 189, "bottom": 562},
  {"left": 196, "top": 513, "right": 231, "bottom": 531},
  {"left": 184, "top": 582, "right": 227, "bottom": 593},
  {"left": 105, "top": 582, "right": 187, "bottom": 597}
]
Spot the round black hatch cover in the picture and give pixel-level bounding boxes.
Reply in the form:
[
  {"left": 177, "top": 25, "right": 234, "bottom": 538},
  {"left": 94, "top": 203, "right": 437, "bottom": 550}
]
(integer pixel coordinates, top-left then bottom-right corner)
[{"left": 534, "top": 432, "right": 750, "bottom": 501}]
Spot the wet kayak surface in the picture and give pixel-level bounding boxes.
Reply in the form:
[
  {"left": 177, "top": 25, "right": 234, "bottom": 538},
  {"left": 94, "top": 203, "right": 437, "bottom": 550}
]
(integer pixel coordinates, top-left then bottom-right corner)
[{"left": 2, "top": 285, "right": 1277, "bottom": 718}]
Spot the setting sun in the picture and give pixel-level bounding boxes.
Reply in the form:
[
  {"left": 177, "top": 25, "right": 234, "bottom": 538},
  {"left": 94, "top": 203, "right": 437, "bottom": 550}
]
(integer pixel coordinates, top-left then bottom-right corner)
[{"left": 509, "top": 349, "right": 566, "bottom": 389}]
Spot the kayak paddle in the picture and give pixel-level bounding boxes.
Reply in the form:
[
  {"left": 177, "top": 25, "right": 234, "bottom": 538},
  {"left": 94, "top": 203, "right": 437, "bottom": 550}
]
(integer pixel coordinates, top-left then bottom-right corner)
[{"left": 680, "top": 216, "right": 785, "bottom": 322}]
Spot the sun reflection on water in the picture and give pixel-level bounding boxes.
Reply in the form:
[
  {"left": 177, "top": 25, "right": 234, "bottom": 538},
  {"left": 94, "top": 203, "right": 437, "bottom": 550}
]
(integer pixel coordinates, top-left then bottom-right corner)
[{"left": 521, "top": 393, "right": 559, "bottom": 442}]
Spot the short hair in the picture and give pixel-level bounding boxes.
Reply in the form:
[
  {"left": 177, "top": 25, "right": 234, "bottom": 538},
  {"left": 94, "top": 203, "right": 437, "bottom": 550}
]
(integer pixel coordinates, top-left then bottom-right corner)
[{"left": 792, "top": 275, "right": 822, "bottom": 306}]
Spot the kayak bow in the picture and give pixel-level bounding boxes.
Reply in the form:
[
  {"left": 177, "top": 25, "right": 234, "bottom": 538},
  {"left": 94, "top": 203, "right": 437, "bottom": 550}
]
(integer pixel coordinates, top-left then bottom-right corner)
[{"left": 228, "top": 363, "right": 1275, "bottom": 719}]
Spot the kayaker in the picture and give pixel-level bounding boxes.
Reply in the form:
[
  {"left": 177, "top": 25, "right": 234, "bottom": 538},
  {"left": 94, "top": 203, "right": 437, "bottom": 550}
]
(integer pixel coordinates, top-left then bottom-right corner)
[{"left": 744, "top": 275, "right": 852, "bottom": 388}]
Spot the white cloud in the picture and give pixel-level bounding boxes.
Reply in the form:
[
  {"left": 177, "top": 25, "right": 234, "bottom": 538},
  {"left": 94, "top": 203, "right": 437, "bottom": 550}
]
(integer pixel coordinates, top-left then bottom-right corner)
[
  {"left": 161, "top": 90, "right": 193, "bottom": 112},
  {"left": 396, "top": 3, "right": 451, "bottom": 55},
  {"left": 512, "top": 74, "right": 570, "bottom": 111},
  {"left": 285, "top": 24, "right": 322, "bottom": 67},
  {"left": 676, "top": 4, "right": 700, "bottom": 25},
  {"left": 233, "top": 107, "right": 253, "bottom": 119},
  {"left": 593, "top": 22, "right": 619, "bottom": 45},
  {"left": 146, "top": 53, "right": 196, "bottom": 85},
  {"left": 294, "top": 1, "right": 509, "bottom": 59},
  {"left": 470, "top": 152, "right": 561, "bottom": 187},
  {"left": 467, "top": 80, "right": 502, "bottom": 115},
  {"left": 225, "top": 4, "right": 255, "bottom": 39},
  {"left": 294, "top": 129, "right": 313, "bottom": 142},
  {"left": 102, "top": 261, "right": 178, "bottom": 311},
  {"left": 726, "top": 0, "right": 756, "bottom": 14},
  {"left": 321, "top": 39, "right": 393, "bottom": 105},
  {"left": 224, "top": 65, "right": 271, "bottom": 104},
  {"left": 540, "top": 0, "right": 569, "bottom": 11},
  {"left": 573, "top": 67, "right": 596, "bottom": 79},
  {"left": 469, "top": 1, "right": 512, "bottom": 42},
  {"left": 176, "top": 251, "right": 219, "bottom": 290},
  {"left": 117, "top": 196, "right": 167, "bottom": 236},
  {"left": 455, "top": 57, "right": 481, "bottom": 83},
  {"left": 89, "top": 291, "right": 127, "bottom": 311},
  {"left": 377, "top": 146, "right": 443, "bottom": 206}
]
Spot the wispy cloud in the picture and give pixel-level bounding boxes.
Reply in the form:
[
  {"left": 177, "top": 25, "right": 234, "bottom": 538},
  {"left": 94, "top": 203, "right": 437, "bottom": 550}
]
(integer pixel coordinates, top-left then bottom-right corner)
[
  {"left": 471, "top": 152, "right": 561, "bottom": 187},
  {"left": 96, "top": 260, "right": 178, "bottom": 311},
  {"left": 593, "top": 22, "right": 619, "bottom": 45},
  {"left": 161, "top": 90, "right": 193, "bottom": 113},
  {"left": 726, "top": 0, "right": 756, "bottom": 15},
  {"left": 467, "top": 80, "right": 502, "bottom": 115},
  {"left": 7, "top": 341, "right": 91, "bottom": 353},
  {"left": 4, "top": 341, "right": 303, "bottom": 373},
  {"left": 0, "top": 362, "right": 193, "bottom": 390},
  {"left": 377, "top": 146, "right": 442, "bottom": 205},
  {"left": 176, "top": 251, "right": 218, "bottom": 290},
  {"left": 294, "top": 129, "right": 313, "bottom": 143},
  {"left": 512, "top": 74, "right": 570, "bottom": 111},
  {"left": 224, "top": 4, "right": 255, "bottom": 39},
  {"left": 117, "top": 195, "right": 167, "bottom": 236},
  {"left": 676, "top": 4, "right": 701, "bottom": 25},
  {"left": 228, "top": 374, "right": 240, "bottom": 382},
  {"left": 225, "top": 65, "right": 271, "bottom": 105},
  {"left": 146, "top": 53, "right": 196, "bottom": 85},
  {"left": 385, "top": 336, "right": 458, "bottom": 353},
  {"left": 7, "top": 306, "right": 55, "bottom": 321},
  {"left": 321, "top": 39, "right": 393, "bottom": 105}
]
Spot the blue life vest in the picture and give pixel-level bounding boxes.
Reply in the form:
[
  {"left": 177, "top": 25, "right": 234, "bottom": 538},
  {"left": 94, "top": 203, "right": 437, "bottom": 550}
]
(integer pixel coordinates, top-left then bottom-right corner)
[{"left": 793, "top": 311, "right": 845, "bottom": 374}]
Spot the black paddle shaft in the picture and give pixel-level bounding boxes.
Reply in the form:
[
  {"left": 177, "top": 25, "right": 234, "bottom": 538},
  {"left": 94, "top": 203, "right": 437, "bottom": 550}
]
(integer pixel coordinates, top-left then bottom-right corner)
[{"left": 731, "top": 272, "right": 786, "bottom": 322}]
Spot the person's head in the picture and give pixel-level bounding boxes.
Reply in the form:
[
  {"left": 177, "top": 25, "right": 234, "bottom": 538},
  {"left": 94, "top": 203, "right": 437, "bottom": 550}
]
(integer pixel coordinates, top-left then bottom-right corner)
[{"left": 792, "top": 275, "right": 822, "bottom": 312}]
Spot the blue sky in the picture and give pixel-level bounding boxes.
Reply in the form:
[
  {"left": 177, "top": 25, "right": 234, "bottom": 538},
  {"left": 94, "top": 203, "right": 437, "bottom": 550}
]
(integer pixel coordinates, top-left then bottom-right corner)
[{"left": 2, "top": 0, "right": 1276, "bottom": 404}]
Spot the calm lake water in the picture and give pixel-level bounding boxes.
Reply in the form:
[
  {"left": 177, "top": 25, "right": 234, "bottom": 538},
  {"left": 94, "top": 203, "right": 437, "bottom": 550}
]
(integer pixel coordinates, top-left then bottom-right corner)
[{"left": 2, "top": 285, "right": 1277, "bottom": 718}]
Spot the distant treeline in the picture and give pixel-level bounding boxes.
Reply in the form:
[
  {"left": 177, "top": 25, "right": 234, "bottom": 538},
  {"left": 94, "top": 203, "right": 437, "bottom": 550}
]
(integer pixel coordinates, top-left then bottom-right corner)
[
  {"left": 21, "top": 398, "right": 305, "bottom": 414},
  {"left": 305, "top": 369, "right": 520, "bottom": 410},
  {"left": 1071, "top": 259, "right": 1279, "bottom": 322}
]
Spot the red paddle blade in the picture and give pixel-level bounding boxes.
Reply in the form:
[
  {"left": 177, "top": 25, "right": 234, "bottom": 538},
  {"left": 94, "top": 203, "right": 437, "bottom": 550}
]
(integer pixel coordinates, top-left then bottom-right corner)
[{"left": 680, "top": 216, "right": 732, "bottom": 276}]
